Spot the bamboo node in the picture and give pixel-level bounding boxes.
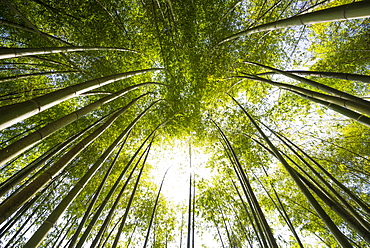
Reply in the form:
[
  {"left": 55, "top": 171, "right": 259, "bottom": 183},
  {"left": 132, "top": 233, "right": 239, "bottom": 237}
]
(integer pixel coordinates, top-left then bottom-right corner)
[
  {"left": 44, "top": 220, "right": 54, "bottom": 227},
  {"left": 29, "top": 99, "right": 42, "bottom": 112},
  {"left": 343, "top": 5, "right": 350, "bottom": 20}
]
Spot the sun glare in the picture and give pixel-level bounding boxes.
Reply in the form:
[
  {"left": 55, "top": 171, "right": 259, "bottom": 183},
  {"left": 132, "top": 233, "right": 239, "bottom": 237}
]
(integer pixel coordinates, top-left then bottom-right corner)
[
  {"left": 147, "top": 138, "right": 220, "bottom": 247},
  {"left": 148, "top": 138, "right": 213, "bottom": 204}
]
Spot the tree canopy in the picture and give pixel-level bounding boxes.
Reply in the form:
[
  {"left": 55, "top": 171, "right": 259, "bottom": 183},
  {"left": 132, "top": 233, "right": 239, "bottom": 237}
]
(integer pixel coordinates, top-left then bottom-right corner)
[{"left": 0, "top": 0, "right": 369, "bottom": 247}]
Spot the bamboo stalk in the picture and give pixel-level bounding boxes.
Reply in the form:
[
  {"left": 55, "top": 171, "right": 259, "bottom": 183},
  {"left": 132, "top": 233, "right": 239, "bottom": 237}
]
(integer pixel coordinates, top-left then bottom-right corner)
[
  {"left": 0, "top": 84, "right": 161, "bottom": 166},
  {"left": 111, "top": 142, "right": 152, "bottom": 248},
  {"left": 275, "top": 131, "right": 370, "bottom": 214},
  {"left": 268, "top": 130, "right": 370, "bottom": 232},
  {"left": 219, "top": 1, "right": 370, "bottom": 44},
  {"left": 0, "top": 19, "right": 73, "bottom": 46},
  {"left": 143, "top": 167, "right": 170, "bottom": 248},
  {"left": 0, "top": 68, "right": 162, "bottom": 130},
  {"left": 0, "top": 111, "right": 115, "bottom": 196},
  {"left": 258, "top": 70, "right": 370, "bottom": 84},
  {"left": 215, "top": 121, "right": 278, "bottom": 248},
  {"left": 0, "top": 98, "right": 144, "bottom": 224},
  {"left": 74, "top": 125, "right": 161, "bottom": 248},
  {"left": 0, "top": 71, "right": 76, "bottom": 83},
  {"left": 231, "top": 96, "right": 352, "bottom": 247},
  {"left": 240, "top": 74, "right": 370, "bottom": 116},
  {"left": 0, "top": 46, "right": 143, "bottom": 60},
  {"left": 245, "top": 62, "right": 370, "bottom": 110},
  {"left": 67, "top": 129, "right": 131, "bottom": 248},
  {"left": 23, "top": 100, "right": 160, "bottom": 248},
  {"left": 296, "top": 92, "right": 370, "bottom": 127}
]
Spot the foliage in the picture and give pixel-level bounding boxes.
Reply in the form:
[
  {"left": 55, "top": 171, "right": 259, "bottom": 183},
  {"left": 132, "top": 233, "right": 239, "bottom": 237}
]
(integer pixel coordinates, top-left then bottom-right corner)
[{"left": 0, "top": 0, "right": 370, "bottom": 247}]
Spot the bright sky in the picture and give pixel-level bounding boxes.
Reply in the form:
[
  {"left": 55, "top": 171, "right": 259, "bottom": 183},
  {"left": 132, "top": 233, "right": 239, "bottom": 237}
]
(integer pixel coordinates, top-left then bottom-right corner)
[{"left": 147, "top": 138, "right": 222, "bottom": 247}]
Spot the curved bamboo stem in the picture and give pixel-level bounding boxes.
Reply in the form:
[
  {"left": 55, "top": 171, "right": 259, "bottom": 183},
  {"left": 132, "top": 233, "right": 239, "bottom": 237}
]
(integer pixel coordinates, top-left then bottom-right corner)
[
  {"left": 230, "top": 96, "right": 352, "bottom": 247},
  {"left": 258, "top": 70, "right": 370, "bottom": 84},
  {"left": 219, "top": 1, "right": 370, "bottom": 44},
  {"left": 0, "top": 83, "right": 161, "bottom": 166},
  {"left": 0, "top": 46, "right": 143, "bottom": 60},
  {"left": 23, "top": 100, "right": 160, "bottom": 248},
  {"left": 0, "top": 68, "right": 162, "bottom": 131},
  {"left": 0, "top": 98, "right": 145, "bottom": 224},
  {"left": 245, "top": 62, "right": 370, "bottom": 110}
]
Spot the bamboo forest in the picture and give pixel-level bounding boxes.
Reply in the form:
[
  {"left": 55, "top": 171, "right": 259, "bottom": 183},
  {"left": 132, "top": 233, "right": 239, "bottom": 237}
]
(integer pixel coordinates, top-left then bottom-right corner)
[{"left": 1, "top": 0, "right": 370, "bottom": 247}]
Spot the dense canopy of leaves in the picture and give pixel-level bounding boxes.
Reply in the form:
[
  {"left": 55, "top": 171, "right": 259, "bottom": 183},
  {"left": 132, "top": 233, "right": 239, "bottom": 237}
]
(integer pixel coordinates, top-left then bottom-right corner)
[{"left": 0, "top": 0, "right": 369, "bottom": 247}]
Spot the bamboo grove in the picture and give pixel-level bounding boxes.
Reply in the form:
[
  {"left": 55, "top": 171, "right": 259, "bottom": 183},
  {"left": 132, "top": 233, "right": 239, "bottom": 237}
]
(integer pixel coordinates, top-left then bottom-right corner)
[{"left": 0, "top": 0, "right": 369, "bottom": 247}]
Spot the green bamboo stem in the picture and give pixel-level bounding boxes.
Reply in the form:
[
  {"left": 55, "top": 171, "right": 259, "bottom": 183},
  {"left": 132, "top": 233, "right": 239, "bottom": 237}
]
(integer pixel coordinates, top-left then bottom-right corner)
[
  {"left": 52, "top": 218, "right": 77, "bottom": 248},
  {"left": 212, "top": 215, "right": 226, "bottom": 248},
  {"left": 266, "top": 129, "right": 370, "bottom": 232},
  {"left": 1, "top": 0, "right": 82, "bottom": 76},
  {"left": 0, "top": 46, "right": 142, "bottom": 60},
  {"left": 74, "top": 125, "right": 160, "bottom": 248},
  {"left": 225, "top": 144, "right": 265, "bottom": 247},
  {"left": 5, "top": 176, "right": 66, "bottom": 247},
  {"left": 219, "top": 207, "right": 233, "bottom": 247},
  {"left": 73, "top": 151, "right": 141, "bottom": 248},
  {"left": 124, "top": 224, "right": 137, "bottom": 248},
  {"left": 0, "top": 111, "right": 114, "bottom": 197},
  {"left": 98, "top": 215, "right": 125, "bottom": 248},
  {"left": 143, "top": 167, "right": 170, "bottom": 248},
  {"left": 4, "top": 205, "right": 47, "bottom": 247},
  {"left": 0, "top": 68, "right": 162, "bottom": 131},
  {"left": 48, "top": 215, "right": 74, "bottom": 248},
  {"left": 67, "top": 130, "right": 132, "bottom": 248},
  {"left": 26, "top": 55, "right": 74, "bottom": 68},
  {"left": 231, "top": 96, "right": 352, "bottom": 247},
  {"left": 187, "top": 143, "right": 193, "bottom": 248},
  {"left": 251, "top": 170, "right": 304, "bottom": 248},
  {"left": 0, "top": 83, "right": 160, "bottom": 166},
  {"left": 240, "top": 74, "right": 370, "bottom": 116},
  {"left": 296, "top": 92, "right": 370, "bottom": 127},
  {"left": 0, "top": 98, "right": 142, "bottom": 224},
  {"left": 258, "top": 70, "right": 370, "bottom": 84},
  {"left": 0, "top": 19, "right": 73, "bottom": 46},
  {"left": 246, "top": 62, "right": 370, "bottom": 109},
  {"left": 0, "top": 179, "right": 55, "bottom": 239},
  {"left": 192, "top": 168, "right": 196, "bottom": 248},
  {"left": 277, "top": 132, "right": 370, "bottom": 214},
  {"left": 215, "top": 122, "right": 277, "bottom": 248},
  {"left": 281, "top": 148, "right": 370, "bottom": 241},
  {"left": 294, "top": 168, "right": 370, "bottom": 242},
  {"left": 0, "top": 71, "right": 76, "bottom": 83},
  {"left": 241, "top": 134, "right": 304, "bottom": 247},
  {"left": 231, "top": 179, "right": 264, "bottom": 247},
  {"left": 227, "top": 200, "right": 254, "bottom": 247},
  {"left": 219, "top": 1, "right": 370, "bottom": 44},
  {"left": 23, "top": 100, "right": 159, "bottom": 248},
  {"left": 91, "top": 157, "right": 146, "bottom": 248},
  {"left": 0, "top": 123, "right": 42, "bottom": 146},
  {"left": 111, "top": 143, "right": 152, "bottom": 248}
]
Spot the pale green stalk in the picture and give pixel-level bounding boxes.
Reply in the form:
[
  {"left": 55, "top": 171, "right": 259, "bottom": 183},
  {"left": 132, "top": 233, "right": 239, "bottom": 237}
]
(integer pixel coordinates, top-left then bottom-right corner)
[
  {"left": 246, "top": 62, "right": 370, "bottom": 110},
  {"left": 0, "top": 68, "right": 162, "bottom": 130},
  {"left": 0, "top": 83, "right": 161, "bottom": 166},
  {"left": 0, "top": 71, "right": 76, "bottom": 83},
  {"left": 22, "top": 99, "right": 159, "bottom": 248},
  {"left": 240, "top": 74, "right": 370, "bottom": 116},
  {"left": 0, "top": 46, "right": 142, "bottom": 60},
  {"left": 111, "top": 143, "right": 152, "bottom": 248},
  {"left": 0, "top": 97, "right": 145, "bottom": 224},
  {"left": 219, "top": 1, "right": 370, "bottom": 44},
  {"left": 258, "top": 70, "right": 370, "bottom": 84},
  {"left": 231, "top": 96, "right": 352, "bottom": 247}
]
